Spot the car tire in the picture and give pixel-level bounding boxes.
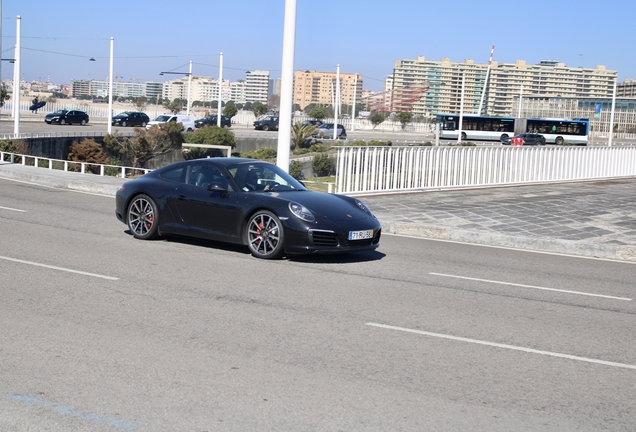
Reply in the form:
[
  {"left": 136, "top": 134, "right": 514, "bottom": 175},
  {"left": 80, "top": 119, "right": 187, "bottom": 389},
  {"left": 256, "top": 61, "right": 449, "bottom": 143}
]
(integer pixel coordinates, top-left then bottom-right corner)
[
  {"left": 122, "top": 121, "right": 127, "bottom": 127},
  {"left": 81, "top": 119, "right": 87, "bottom": 125},
  {"left": 500, "top": 134, "right": 509, "bottom": 142},
  {"left": 246, "top": 210, "right": 284, "bottom": 259},
  {"left": 461, "top": 132, "right": 467, "bottom": 141},
  {"left": 141, "top": 122, "right": 147, "bottom": 127},
  {"left": 555, "top": 136, "right": 564, "bottom": 145},
  {"left": 60, "top": 119, "right": 66, "bottom": 125},
  {"left": 262, "top": 125, "right": 269, "bottom": 131},
  {"left": 127, "top": 194, "right": 160, "bottom": 240}
]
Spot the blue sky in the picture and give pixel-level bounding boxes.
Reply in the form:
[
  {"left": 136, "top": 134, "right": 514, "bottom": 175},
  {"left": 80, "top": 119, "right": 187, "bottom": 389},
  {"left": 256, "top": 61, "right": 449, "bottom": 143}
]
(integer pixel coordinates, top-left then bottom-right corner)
[{"left": 1, "top": 0, "right": 634, "bottom": 91}]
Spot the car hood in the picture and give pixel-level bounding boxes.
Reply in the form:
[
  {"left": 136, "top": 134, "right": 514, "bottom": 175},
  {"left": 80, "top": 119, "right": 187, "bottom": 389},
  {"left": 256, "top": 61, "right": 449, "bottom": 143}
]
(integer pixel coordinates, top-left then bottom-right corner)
[{"left": 274, "top": 191, "right": 371, "bottom": 222}]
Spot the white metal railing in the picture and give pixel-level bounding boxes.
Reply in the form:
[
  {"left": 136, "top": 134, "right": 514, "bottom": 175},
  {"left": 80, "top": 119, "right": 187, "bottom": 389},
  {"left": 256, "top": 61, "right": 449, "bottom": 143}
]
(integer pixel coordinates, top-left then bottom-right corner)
[
  {"left": 336, "top": 145, "right": 636, "bottom": 194},
  {"left": 0, "top": 151, "right": 150, "bottom": 179}
]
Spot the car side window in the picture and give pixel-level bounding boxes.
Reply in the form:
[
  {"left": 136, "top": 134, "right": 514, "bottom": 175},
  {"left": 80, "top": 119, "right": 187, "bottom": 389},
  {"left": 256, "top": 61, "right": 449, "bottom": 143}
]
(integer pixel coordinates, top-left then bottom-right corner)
[{"left": 160, "top": 166, "right": 185, "bottom": 183}]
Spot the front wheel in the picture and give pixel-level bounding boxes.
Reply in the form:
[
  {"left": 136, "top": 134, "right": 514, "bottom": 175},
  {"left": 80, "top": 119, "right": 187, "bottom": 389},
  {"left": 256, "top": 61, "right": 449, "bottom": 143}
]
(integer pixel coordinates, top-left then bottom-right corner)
[
  {"left": 60, "top": 119, "right": 66, "bottom": 125},
  {"left": 555, "top": 136, "right": 564, "bottom": 145},
  {"left": 262, "top": 125, "right": 270, "bottom": 131},
  {"left": 81, "top": 119, "right": 87, "bottom": 126},
  {"left": 122, "top": 121, "right": 127, "bottom": 127},
  {"left": 460, "top": 132, "right": 467, "bottom": 141},
  {"left": 127, "top": 194, "right": 160, "bottom": 240},
  {"left": 500, "top": 134, "right": 509, "bottom": 142},
  {"left": 246, "top": 210, "right": 284, "bottom": 259}
]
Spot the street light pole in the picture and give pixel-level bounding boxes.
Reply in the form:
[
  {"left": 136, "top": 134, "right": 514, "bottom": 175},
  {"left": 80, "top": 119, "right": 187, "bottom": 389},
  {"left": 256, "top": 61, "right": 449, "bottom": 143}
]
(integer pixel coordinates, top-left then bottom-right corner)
[
  {"left": 608, "top": 78, "right": 617, "bottom": 147},
  {"left": 217, "top": 52, "right": 223, "bottom": 127},
  {"left": 276, "top": 0, "right": 297, "bottom": 172},
  {"left": 457, "top": 72, "right": 465, "bottom": 143},
  {"left": 333, "top": 64, "right": 340, "bottom": 140},
  {"left": 186, "top": 60, "right": 192, "bottom": 115},
  {"left": 13, "top": 15, "right": 21, "bottom": 134},
  {"left": 107, "top": 37, "right": 114, "bottom": 134}
]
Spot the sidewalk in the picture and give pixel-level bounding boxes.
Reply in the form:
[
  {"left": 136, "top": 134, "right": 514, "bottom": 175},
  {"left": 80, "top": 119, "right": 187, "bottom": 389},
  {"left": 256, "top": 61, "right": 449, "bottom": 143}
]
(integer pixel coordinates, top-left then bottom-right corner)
[{"left": 2, "top": 162, "right": 636, "bottom": 262}]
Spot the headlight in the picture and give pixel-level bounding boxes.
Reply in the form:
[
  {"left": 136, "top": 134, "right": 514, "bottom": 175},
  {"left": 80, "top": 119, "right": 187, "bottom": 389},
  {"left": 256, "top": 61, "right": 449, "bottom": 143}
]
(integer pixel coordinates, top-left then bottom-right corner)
[
  {"left": 355, "top": 199, "right": 376, "bottom": 218},
  {"left": 289, "top": 202, "right": 315, "bottom": 222}
]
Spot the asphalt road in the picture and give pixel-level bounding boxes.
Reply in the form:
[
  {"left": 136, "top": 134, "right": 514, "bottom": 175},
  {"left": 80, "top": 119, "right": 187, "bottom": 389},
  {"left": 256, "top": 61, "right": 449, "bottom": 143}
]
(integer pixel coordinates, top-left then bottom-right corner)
[{"left": 1, "top": 177, "right": 635, "bottom": 431}]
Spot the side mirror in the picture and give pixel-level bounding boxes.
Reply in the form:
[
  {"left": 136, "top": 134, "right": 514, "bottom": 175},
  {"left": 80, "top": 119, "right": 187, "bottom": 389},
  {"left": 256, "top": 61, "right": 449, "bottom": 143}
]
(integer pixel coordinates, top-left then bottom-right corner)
[{"left": 207, "top": 182, "right": 229, "bottom": 197}]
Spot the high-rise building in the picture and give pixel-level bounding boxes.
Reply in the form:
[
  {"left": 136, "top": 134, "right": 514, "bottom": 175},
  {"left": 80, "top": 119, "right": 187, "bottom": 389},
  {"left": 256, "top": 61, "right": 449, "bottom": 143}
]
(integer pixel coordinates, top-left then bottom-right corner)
[
  {"left": 618, "top": 78, "right": 636, "bottom": 98},
  {"left": 391, "top": 56, "right": 618, "bottom": 117},
  {"left": 245, "top": 70, "right": 270, "bottom": 104},
  {"left": 69, "top": 79, "right": 91, "bottom": 98},
  {"left": 292, "top": 70, "right": 363, "bottom": 110}
]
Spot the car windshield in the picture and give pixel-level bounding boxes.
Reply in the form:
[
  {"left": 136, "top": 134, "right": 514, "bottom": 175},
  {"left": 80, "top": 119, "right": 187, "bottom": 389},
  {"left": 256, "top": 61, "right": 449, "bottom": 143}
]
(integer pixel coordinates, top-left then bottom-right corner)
[
  {"left": 52, "top": 109, "right": 68, "bottom": 115},
  {"left": 154, "top": 115, "right": 171, "bottom": 122},
  {"left": 118, "top": 112, "right": 131, "bottom": 117},
  {"left": 227, "top": 162, "right": 307, "bottom": 192}
]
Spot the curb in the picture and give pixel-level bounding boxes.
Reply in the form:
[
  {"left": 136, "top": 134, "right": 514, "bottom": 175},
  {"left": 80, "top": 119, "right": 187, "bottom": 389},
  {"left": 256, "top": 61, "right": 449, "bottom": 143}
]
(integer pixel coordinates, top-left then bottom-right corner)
[
  {"left": 387, "top": 222, "right": 636, "bottom": 262},
  {"left": 0, "top": 166, "right": 123, "bottom": 196}
]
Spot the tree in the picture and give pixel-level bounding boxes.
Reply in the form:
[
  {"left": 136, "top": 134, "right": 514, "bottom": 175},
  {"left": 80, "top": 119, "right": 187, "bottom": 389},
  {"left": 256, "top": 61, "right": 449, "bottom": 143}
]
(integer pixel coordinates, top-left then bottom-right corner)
[
  {"left": 369, "top": 111, "right": 386, "bottom": 129},
  {"left": 396, "top": 111, "right": 413, "bottom": 130},
  {"left": 134, "top": 96, "right": 148, "bottom": 112},
  {"left": 0, "top": 85, "right": 10, "bottom": 107},
  {"left": 308, "top": 106, "right": 329, "bottom": 120},
  {"left": 223, "top": 103, "right": 238, "bottom": 118},
  {"left": 163, "top": 99, "right": 182, "bottom": 113},
  {"left": 185, "top": 126, "right": 236, "bottom": 148},
  {"left": 291, "top": 121, "right": 317, "bottom": 149},
  {"left": 243, "top": 101, "right": 253, "bottom": 112},
  {"left": 253, "top": 102, "right": 269, "bottom": 117},
  {"left": 104, "top": 122, "right": 184, "bottom": 167}
]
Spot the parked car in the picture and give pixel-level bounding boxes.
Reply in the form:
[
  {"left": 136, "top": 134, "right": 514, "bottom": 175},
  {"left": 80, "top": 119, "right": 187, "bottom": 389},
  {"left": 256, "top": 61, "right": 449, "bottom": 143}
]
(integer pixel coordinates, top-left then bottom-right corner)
[
  {"left": 253, "top": 116, "right": 279, "bottom": 131},
  {"left": 316, "top": 123, "right": 347, "bottom": 139},
  {"left": 44, "top": 109, "right": 89, "bottom": 125},
  {"left": 502, "top": 133, "right": 546, "bottom": 146},
  {"left": 301, "top": 119, "right": 323, "bottom": 127},
  {"left": 146, "top": 114, "right": 195, "bottom": 132},
  {"left": 112, "top": 111, "right": 150, "bottom": 127},
  {"left": 115, "top": 158, "right": 381, "bottom": 259},
  {"left": 195, "top": 115, "right": 232, "bottom": 128}
]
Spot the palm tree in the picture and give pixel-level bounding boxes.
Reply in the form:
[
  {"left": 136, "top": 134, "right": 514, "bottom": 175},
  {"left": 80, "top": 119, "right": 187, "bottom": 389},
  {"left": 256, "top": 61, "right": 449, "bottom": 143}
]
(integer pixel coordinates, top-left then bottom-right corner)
[{"left": 291, "top": 121, "right": 317, "bottom": 149}]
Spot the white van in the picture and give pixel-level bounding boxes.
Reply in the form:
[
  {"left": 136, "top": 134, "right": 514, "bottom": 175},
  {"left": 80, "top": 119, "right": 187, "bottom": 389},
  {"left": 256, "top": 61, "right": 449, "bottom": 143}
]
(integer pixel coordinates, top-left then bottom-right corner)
[{"left": 146, "top": 114, "right": 195, "bottom": 132}]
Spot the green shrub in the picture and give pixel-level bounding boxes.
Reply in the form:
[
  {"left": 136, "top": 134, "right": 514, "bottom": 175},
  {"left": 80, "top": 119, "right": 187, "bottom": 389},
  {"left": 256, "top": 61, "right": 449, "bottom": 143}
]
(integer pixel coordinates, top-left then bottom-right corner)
[
  {"left": 184, "top": 125, "right": 236, "bottom": 148},
  {"left": 417, "top": 142, "right": 433, "bottom": 146},
  {"left": 238, "top": 147, "right": 278, "bottom": 161},
  {"left": 312, "top": 154, "right": 336, "bottom": 177},
  {"left": 346, "top": 140, "right": 367, "bottom": 147},
  {"left": 289, "top": 160, "right": 304, "bottom": 180}
]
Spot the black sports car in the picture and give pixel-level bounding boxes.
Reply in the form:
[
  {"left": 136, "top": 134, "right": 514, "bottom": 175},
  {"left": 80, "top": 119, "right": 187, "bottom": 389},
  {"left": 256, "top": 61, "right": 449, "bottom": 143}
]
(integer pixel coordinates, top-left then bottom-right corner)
[{"left": 115, "top": 158, "right": 381, "bottom": 259}]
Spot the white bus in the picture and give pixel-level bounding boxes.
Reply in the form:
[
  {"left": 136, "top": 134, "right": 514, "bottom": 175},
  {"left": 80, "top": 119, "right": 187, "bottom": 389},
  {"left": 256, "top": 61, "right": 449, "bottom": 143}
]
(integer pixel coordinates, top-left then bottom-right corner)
[{"left": 436, "top": 114, "right": 589, "bottom": 145}]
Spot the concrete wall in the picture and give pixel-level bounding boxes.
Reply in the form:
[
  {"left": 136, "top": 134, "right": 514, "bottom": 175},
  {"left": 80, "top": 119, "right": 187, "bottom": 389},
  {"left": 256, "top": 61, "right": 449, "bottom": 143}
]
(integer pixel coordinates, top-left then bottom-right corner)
[{"left": 10, "top": 136, "right": 327, "bottom": 179}]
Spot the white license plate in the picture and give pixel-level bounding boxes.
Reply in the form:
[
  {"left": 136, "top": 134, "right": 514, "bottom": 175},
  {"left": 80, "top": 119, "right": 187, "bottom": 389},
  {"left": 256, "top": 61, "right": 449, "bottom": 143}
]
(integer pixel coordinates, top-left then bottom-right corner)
[{"left": 349, "top": 229, "right": 373, "bottom": 240}]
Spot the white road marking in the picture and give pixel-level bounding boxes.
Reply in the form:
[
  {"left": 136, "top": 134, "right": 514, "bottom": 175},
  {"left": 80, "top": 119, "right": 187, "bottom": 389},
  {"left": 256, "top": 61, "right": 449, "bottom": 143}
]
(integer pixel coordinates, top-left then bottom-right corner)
[
  {"left": 0, "top": 205, "right": 26, "bottom": 212},
  {"left": 0, "top": 255, "right": 119, "bottom": 280},
  {"left": 429, "top": 272, "right": 632, "bottom": 301},
  {"left": 367, "top": 323, "right": 636, "bottom": 370}
]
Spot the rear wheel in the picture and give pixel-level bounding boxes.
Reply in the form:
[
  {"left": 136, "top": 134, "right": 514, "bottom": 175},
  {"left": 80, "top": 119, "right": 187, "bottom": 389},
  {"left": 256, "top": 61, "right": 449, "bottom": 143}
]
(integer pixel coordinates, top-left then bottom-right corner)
[
  {"left": 246, "top": 210, "right": 284, "bottom": 259},
  {"left": 500, "top": 134, "right": 509, "bottom": 142},
  {"left": 60, "top": 119, "right": 66, "bottom": 125},
  {"left": 555, "top": 136, "right": 564, "bottom": 145},
  {"left": 141, "top": 121, "right": 147, "bottom": 127},
  {"left": 122, "top": 121, "right": 127, "bottom": 127},
  {"left": 80, "top": 119, "right": 87, "bottom": 126},
  {"left": 262, "top": 124, "right": 270, "bottom": 131},
  {"left": 127, "top": 194, "right": 160, "bottom": 240},
  {"left": 461, "top": 132, "right": 467, "bottom": 141}
]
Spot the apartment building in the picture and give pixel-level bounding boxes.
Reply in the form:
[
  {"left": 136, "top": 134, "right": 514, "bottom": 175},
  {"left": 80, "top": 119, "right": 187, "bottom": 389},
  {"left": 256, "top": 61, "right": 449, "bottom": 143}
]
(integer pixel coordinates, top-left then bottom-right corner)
[
  {"left": 69, "top": 79, "right": 91, "bottom": 98},
  {"left": 292, "top": 70, "right": 363, "bottom": 110},
  {"left": 245, "top": 70, "right": 270, "bottom": 104},
  {"left": 618, "top": 78, "right": 636, "bottom": 98},
  {"left": 391, "top": 56, "right": 618, "bottom": 117}
]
